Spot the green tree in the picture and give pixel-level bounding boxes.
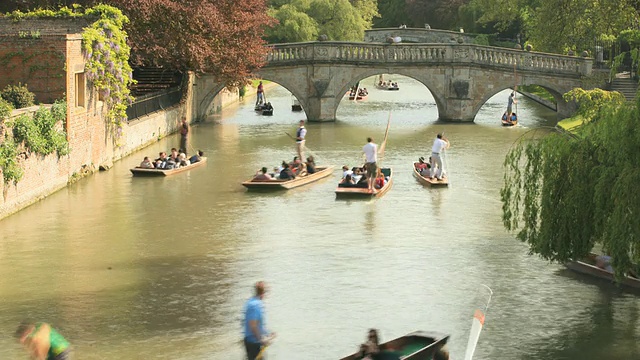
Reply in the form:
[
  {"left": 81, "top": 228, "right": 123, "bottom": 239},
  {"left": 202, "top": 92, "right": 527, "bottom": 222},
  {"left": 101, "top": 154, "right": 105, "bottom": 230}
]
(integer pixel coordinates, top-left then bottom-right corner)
[
  {"left": 374, "top": 0, "right": 410, "bottom": 28},
  {"left": 309, "top": 0, "right": 368, "bottom": 41},
  {"left": 501, "top": 88, "right": 639, "bottom": 278},
  {"left": 469, "top": 0, "right": 638, "bottom": 53},
  {"left": 268, "top": 0, "right": 376, "bottom": 42},
  {"left": 266, "top": 4, "right": 319, "bottom": 43}
]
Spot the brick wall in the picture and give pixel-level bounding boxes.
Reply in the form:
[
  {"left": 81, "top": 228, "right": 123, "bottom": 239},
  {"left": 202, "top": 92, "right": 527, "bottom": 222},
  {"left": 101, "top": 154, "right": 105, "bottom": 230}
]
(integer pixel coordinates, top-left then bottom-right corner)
[{"left": 0, "top": 19, "right": 189, "bottom": 220}]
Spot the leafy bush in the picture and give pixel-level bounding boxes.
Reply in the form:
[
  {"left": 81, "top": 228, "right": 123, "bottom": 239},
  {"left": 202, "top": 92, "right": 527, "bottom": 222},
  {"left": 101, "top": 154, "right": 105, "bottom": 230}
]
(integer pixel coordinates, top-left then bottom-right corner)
[
  {"left": 0, "top": 139, "right": 23, "bottom": 184},
  {"left": 1, "top": 83, "right": 35, "bottom": 109},
  {"left": 474, "top": 34, "right": 490, "bottom": 46},
  {"left": 11, "top": 101, "right": 69, "bottom": 156},
  {"left": 0, "top": 98, "right": 13, "bottom": 121}
]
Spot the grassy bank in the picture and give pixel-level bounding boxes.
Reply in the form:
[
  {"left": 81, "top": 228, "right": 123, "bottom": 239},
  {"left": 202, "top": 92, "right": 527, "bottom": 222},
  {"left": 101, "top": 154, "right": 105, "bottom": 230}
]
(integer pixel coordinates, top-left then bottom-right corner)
[
  {"left": 520, "top": 85, "right": 556, "bottom": 104},
  {"left": 557, "top": 115, "right": 585, "bottom": 133}
]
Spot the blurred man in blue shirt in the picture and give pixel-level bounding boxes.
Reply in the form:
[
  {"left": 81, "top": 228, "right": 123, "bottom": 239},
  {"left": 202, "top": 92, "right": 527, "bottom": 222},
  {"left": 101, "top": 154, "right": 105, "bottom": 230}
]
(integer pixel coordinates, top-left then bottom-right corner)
[{"left": 243, "top": 281, "right": 275, "bottom": 360}]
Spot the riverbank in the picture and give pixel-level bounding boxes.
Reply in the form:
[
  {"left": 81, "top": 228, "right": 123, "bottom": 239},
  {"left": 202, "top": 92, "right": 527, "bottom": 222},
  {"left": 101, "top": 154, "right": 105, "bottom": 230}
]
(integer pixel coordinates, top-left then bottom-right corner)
[{"left": 518, "top": 86, "right": 557, "bottom": 111}]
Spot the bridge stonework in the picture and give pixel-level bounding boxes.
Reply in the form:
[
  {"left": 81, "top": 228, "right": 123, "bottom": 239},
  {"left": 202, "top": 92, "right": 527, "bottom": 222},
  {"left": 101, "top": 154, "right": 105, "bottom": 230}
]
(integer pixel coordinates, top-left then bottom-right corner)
[{"left": 195, "top": 42, "right": 592, "bottom": 122}]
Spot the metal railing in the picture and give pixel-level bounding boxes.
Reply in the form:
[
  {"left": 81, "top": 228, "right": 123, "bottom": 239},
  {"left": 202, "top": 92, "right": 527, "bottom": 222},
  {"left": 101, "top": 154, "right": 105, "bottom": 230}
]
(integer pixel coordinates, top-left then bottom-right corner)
[{"left": 126, "top": 86, "right": 183, "bottom": 121}]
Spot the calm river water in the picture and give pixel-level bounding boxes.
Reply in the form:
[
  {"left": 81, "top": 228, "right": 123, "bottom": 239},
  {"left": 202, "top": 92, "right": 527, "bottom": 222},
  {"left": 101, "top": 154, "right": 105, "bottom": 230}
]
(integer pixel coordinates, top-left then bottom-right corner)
[{"left": 0, "top": 76, "right": 638, "bottom": 360}]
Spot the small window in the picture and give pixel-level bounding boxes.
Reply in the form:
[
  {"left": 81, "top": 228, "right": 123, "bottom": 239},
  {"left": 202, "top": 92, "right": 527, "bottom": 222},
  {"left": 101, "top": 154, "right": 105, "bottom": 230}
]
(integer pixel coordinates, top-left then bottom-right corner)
[{"left": 75, "top": 72, "right": 85, "bottom": 107}]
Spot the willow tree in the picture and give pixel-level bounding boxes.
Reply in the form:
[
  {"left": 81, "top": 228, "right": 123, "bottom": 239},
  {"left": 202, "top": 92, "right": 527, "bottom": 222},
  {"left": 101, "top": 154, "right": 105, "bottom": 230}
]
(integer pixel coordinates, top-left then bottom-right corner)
[{"left": 501, "top": 88, "right": 640, "bottom": 277}]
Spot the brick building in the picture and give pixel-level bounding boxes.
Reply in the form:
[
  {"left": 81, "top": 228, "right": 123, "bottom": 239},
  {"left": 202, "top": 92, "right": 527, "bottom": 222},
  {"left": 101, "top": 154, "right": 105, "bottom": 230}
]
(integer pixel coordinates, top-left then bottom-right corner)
[{"left": 0, "top": 18, "right": 187, "bottom": 219}]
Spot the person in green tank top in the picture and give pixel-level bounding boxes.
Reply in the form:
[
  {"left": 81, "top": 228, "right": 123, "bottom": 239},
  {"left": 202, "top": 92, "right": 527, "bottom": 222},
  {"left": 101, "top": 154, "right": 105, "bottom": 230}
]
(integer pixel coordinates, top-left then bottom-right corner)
[{"left": 14, "top": 321, "right": 71, "bottom": 360}]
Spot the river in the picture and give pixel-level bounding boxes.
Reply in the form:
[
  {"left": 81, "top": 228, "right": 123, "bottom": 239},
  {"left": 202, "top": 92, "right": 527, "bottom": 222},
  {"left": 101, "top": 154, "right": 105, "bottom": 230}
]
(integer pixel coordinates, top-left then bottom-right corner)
[{"left": 0, "top": 76, "right": 638, "bottom": 360}]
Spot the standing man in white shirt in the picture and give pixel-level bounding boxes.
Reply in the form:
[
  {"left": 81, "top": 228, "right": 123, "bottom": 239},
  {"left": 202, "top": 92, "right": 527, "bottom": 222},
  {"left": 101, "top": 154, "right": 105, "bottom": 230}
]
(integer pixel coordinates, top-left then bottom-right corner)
[
  {"left": 296, "top": 120, "right": 307, "bottom": 161},
  {"left": 362, "top": 137, "right": 378, "bottom": 192},
  {"left": 430, "top": 133, "right": 450, "bottom": 180}
]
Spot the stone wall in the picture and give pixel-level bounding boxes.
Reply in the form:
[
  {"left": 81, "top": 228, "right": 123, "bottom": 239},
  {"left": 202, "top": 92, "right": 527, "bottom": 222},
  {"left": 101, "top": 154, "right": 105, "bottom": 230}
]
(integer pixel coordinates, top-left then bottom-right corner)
[{"left": 0, "top": 103, "right": 184, "bottom": 220}]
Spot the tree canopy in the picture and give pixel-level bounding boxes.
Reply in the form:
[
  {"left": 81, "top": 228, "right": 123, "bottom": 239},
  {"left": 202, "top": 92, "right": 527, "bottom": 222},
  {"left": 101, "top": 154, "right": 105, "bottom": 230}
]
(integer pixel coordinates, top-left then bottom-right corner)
[
  {"left": 266, "top": 0, "right": 379, "bottom": 43},
  {"left": 501, "top": 88, "right": 639, "bottom": 278},
  {"left": 1, "top": 0, "right": 275, "bottom": 87},
  {"left": 469, "top": 0, "right": 639, "bottom": 53}
]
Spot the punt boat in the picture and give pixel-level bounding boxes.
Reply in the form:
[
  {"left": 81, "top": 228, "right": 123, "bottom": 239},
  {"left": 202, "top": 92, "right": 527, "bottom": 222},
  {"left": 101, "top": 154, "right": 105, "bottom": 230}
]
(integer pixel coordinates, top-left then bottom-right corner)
[
  {"left": 130, "top": 157, "right": 207, "bottom": 177},
  {"left": 339, "top": 331, "right": 449, "bottom": 360},
  {"left": 242, "top": 166, "right": 334, "bottom": 190},
  {"left": 335, "top": 168, "right": 393, "bottom": 198}
]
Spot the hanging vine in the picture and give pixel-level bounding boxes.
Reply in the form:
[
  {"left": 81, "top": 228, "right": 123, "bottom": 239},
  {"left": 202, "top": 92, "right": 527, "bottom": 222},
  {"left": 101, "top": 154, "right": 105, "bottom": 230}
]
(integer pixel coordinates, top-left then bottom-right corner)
[{"left": 81, "top": 5, "right": 135, "bottom": 130}]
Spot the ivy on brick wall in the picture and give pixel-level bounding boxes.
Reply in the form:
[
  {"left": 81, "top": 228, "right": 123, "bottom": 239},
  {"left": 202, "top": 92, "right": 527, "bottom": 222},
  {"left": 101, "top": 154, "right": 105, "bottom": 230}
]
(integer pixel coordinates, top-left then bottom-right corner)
[
  {"left": 6, "top": 4, "right": 135, "bottom": 134},
  {"left": 82, "top": 5, "right": 135, "bottom": 130},
  {"left": 0, "top": 100, "right": 69, "bottom": 185}
]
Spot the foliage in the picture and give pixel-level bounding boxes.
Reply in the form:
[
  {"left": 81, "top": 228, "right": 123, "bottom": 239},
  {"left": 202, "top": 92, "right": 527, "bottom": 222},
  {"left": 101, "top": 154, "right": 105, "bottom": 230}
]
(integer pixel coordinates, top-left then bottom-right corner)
[
  {"left": 502, "top": 89, "right": 640, "bottom": 279},
  {"left": 374, "top": 0, "right": 410, "bottom": 28},
  {"left": 562, "top": 88, "right": 626, "bottom": 123},
  {"left": 519, "top": 85, "right": 555, "bottom": 104},
  {"left": 108, "top": 0, "right": 275, "bottom": 88},
  {"left": 0, "top": 139, "right": 23, "bottom": 184},
  {"left": 266, "top": 3, "right": 318, "bottom": 43},
  {"left": 474, "top": 34, "right": 490, "bottom": 46},
  {"left": 1, "top": 83, "right": 35, "bottom": 109},
  {"left": 0, "top": 98, "right": 14, "bottom": 121},
  {"left": 267, "top": 0, "right": 376, "bottom": 43},
  {"left": 81, "top": 4, "right": 134, "bottom": 128},
  {"left": 405, "top": 0, "right": 469, "bottom": 31},
  {"left": 11, "top": 101, "right": 69, "bottom": 156},
  {"left": 308, "top": 0, "right": 370, "bottom": 41},
  {"left": 470, "top": 0, "right": 637, "bottom": 53}
]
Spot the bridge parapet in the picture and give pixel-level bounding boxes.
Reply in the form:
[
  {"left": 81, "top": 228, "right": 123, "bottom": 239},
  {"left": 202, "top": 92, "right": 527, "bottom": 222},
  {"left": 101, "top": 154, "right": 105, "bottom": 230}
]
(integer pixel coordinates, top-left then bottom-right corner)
[{"left": 265, "top": 42, "right": 592, "bottom": 77}]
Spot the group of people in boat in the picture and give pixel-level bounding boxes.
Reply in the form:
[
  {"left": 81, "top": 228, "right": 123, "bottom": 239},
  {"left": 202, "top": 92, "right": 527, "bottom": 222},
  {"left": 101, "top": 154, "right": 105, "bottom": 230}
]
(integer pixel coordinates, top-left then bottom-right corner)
[
  {"left": 355, "top": 329, "right": 449, "bottom": 360},
  {"left": 255, "top": 102, "right": 273, "bottom": 111},
  {"left": 501, "top": 111, "right": 517, "bottom": 124},
  {"left": 139, "top": 148, "right": 204, "bottom": 169},
  {"left": 349, "top": 87, "right": 368, "bottom": 98},
  {"left": 340, "top": 164, "right": 388, "bottom": 189},
  {"left": 253, "top": 156, "right": 317, "bottom": 180},
  {"left": 377, "top": 80, "right": 398, "bottom": 89}
]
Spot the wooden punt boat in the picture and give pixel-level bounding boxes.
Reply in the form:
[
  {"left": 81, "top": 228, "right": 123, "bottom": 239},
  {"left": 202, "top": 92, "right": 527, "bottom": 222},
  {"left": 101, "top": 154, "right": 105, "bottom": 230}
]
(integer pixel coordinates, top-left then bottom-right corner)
[
  {"left": 340, "top": 331, "right": 449, "bottom": 360},
  {"left": 565, "top": 253, "right": 640, "bottom": 289},
  {"left": 412, "top": 163, "right": 448, "bottom": 187},
  {"left": 348, "top": 94, "right": 368, "bottom": 101},
  {"left": 242, "top": 166, "right": 334, "bottom": 190},
  {"left": 130, "top": 157, "right": 207, "bottom": 177},
  {"left": 376, "top": 84, "right": 399, "bottom": 91},
  {"left": 501, "top": 114, "right": 517, "bottom": 126},
  {"left": 335, "top": 168, "right": 392, "bottom": 198}
]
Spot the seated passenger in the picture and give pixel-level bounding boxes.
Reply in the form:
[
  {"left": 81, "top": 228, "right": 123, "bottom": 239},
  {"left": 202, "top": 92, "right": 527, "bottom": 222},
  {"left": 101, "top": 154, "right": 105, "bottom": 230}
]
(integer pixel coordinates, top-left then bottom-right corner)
[
  {"left": 374, "top": 170, "right": 385, "bottom": 189},
  {"left": 595, "top": 254, "right": 614, "bottom": 273},
  {"left": 169, "top": 148, "right": 179, "bottom": 162},
  {"left": 357, "top": 329, "right": 380, "bottom": 360},
  {"left": 178, "top": 153, "right": 190, "bottom": 167},
  {"left": 433, "top": 346, "right": 450, "bottom": 360},
  {"left": 502, "top": 112, "right": 509, "bottom": 121},
  {"left": 140, "top": 156, "right": 155, "bottom": 169},
  {"left": 510, "top": 113, "right": 517, "bottom": 122},
  {"left": 154, "top": 152, "right": 168, "bottom": 169},
  {"left": 189, "top": 150, "right": 204, "bottom": 164},
  {"left": 306, "top": 156, "right": 316, "bottom": 174},
  {"left": 254, "top": 167, "right": 273, "bottom": 181},
  {"left": 279, "top": 163, "right": 296, "bottom": 180},
  {"left": 341, "top": 174, "right": 355, "bottom": 185},
  {"left": 352, "top": 167, "right": 363, "bottom": 183},
  {"left": 342, "top": 165, "right": 353, "bottom": 178}
]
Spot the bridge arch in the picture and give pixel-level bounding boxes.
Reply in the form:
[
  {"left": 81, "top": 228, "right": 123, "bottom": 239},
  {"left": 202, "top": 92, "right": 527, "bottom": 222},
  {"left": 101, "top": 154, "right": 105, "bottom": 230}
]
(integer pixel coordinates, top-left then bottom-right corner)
[{"left": 334, "top": 70, "right": 445, "bottom": 119}]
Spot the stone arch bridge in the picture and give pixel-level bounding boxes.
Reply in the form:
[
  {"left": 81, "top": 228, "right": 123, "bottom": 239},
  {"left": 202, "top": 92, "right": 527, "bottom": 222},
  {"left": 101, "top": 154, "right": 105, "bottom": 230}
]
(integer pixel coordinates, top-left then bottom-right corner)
[{"left": 193, "top": 42, "right": 593, "bottom": 122}]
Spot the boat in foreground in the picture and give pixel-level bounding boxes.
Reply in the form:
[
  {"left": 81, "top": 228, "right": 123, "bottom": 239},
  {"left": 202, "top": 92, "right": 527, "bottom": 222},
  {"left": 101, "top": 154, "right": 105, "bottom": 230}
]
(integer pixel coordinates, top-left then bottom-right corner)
[
  {"left": 565, "top": 253, "right": 640, "bottom": 289},
  {"left": 242, "top": 166, "right": 334, "bottom": 190},
  {"left": 412, "top": 163, "right": 448, "bottom": 187},
  {"left": 335, "top": 168, "right": 393, "bottom": 198},
  {"left": 339, "top": 331, "right": 449, "bottom": 360},
  {"left": 130, "top": 157, "right": 208, "bottom": 177}
]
